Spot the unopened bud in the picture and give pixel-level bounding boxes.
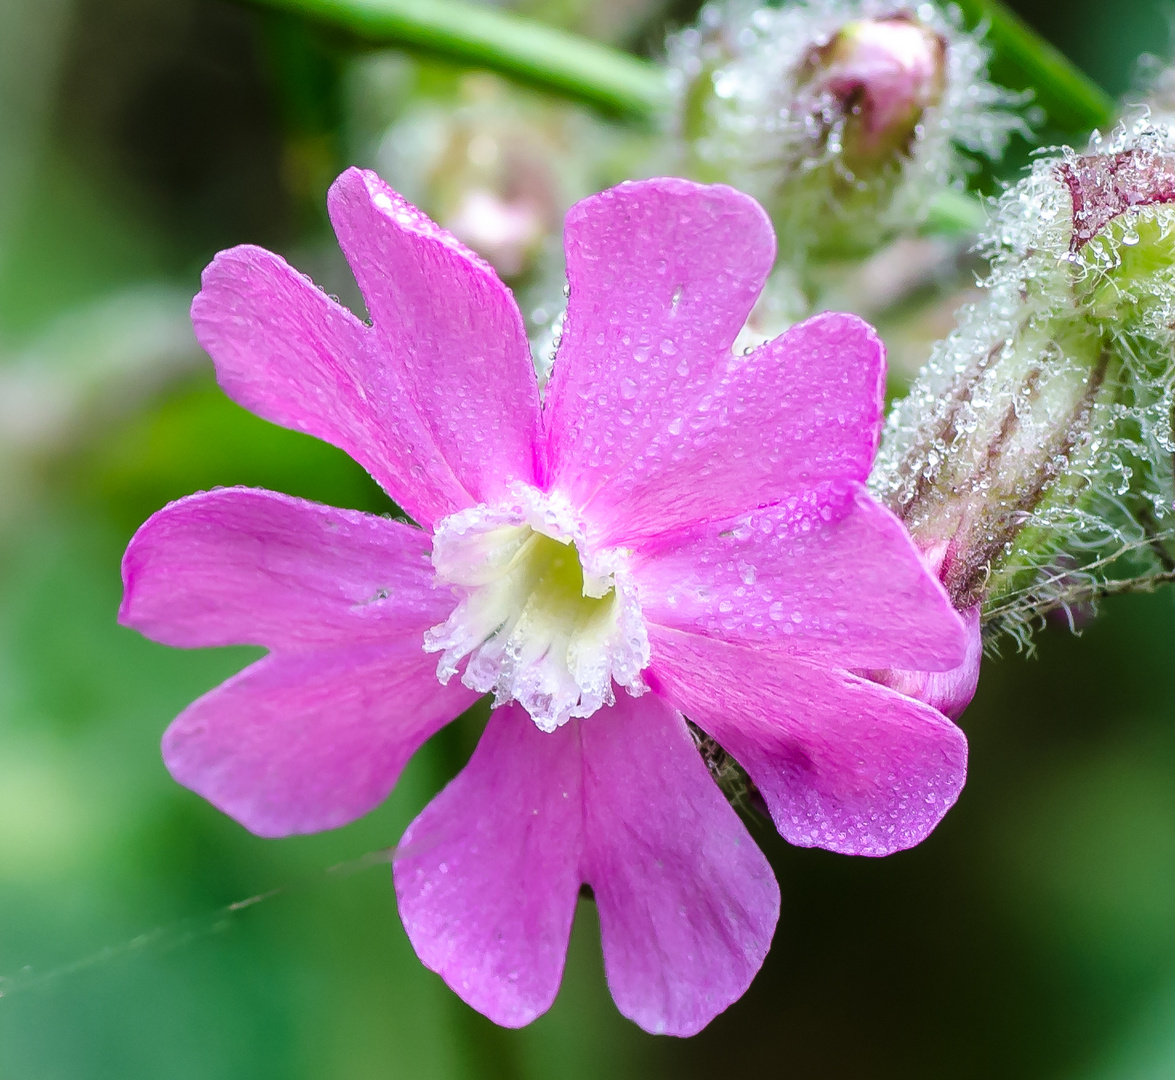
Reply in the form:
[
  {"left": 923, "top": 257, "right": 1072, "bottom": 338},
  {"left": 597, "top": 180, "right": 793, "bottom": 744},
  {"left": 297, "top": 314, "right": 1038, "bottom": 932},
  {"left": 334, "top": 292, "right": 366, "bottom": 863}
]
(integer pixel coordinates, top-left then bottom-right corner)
[
  {"left": 872, "top": 117, "right": 1175, "bottom": 647},
  {"left": 668, "top": 0, "right": 1021, "bottom": 264},
  {"left": 369, "top": 72, "right": 612, "bottom": 282},
  {"left": 804, "top": 16, "right": 946, "bottom": 170}
]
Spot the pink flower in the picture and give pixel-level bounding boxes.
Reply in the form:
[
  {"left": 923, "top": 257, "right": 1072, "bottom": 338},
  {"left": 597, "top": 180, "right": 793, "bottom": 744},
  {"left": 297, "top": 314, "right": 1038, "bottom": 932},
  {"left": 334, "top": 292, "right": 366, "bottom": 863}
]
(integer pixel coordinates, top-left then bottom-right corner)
[{"left": 120, "top": 169, "right": 969, "bottom": 1035}]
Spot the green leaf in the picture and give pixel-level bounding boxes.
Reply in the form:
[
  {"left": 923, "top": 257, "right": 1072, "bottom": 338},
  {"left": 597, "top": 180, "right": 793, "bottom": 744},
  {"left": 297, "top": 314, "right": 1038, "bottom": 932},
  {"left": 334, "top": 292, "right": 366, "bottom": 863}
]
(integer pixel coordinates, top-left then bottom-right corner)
[
  {"left": 953, "top": 0, "right": 1115, "bottom": 133},
  {"left": 244, "top": 0, "right": 670, "bottom": 119}
]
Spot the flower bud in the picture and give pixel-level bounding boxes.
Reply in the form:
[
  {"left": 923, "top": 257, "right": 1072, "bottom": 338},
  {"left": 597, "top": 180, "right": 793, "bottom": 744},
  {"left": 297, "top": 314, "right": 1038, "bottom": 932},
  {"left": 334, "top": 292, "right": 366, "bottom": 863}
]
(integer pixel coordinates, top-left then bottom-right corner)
[
  {"left": 667, "top": 0, "right": 1021, "bottom": 264},
  {"left": 804, "top": 15, "right": 946, "bottom": 171},
  {"left": 871, "top": 117, "right": 1175, "bottom": 645},
  {"left": 365, "top": 71, "right": 622, "bottom": 283},
  {"left": 375, "top": 84, "right": 561, "bottom": 280}
]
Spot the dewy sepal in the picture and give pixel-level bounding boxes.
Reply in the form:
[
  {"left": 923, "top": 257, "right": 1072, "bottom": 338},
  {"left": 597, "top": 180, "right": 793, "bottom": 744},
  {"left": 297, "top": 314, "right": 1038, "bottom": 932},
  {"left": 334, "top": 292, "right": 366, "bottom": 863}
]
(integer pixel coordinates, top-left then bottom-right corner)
[{"left": 872, "top": 116, "right": 1175, "bottom": 646}]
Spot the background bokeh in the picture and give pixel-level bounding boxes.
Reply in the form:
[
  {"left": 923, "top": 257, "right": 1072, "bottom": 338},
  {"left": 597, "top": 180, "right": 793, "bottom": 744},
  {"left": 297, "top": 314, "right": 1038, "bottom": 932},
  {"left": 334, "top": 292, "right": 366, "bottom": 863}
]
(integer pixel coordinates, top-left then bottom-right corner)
[{"left": 3, "top": 1, "right": 1175, "bottom": 1076}]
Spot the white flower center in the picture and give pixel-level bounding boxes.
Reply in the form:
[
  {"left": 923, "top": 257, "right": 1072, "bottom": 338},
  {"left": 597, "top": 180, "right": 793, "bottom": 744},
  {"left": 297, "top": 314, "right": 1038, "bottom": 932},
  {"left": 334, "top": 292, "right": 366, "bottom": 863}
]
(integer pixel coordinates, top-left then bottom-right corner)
[{"left": 424, "top": 486, "right": 649, "bottom": 732}]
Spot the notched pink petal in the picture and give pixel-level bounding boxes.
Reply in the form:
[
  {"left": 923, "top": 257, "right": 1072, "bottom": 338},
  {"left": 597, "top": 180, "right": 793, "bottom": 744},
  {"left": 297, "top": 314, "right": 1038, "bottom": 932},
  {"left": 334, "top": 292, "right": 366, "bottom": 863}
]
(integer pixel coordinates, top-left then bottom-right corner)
[
  {"left": 544, "top": 178, "right": 775, "bottom": 507},
  {"left": 191, "top": 245, "right": 468, "bottom": 527},
  {"left": 327, "top": 168, "right": 542, "bottom": 504},
  {"left": 164, "top": 643, "right": 477, "bottom": 837},
  {"left": 582, "top": 693, "right": 778, "bottom": 1036},
  {"left": 634, "top": 481, "right": 967, "bottom": 672},
  {"left": 583, "top": 312, "right": 887, "bottom": 545},
  {"left": 394, "top": 706, "right": 583, "bottom": 1028},
  {"left": 119, "top": 487, "right": 448, "bottom": 651},
  {"left": 648, "top": 626, "right": 969, "bottom": 856}
]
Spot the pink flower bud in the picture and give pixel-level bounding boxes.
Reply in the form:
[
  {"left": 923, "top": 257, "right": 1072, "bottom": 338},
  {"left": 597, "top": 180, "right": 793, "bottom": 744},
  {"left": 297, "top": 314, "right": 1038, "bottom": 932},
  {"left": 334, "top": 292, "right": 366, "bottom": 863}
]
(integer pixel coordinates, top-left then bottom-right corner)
[
  {"left": 428, "top": 127, "right": 560, "bottom": 281},
  {"left": 806, "top": 16, "right": 946, "bottom": 169},
  {"left": 667, "top": 1, "right": 1020, "bottom": 264},
  {"left": 370, "top": 74, "right": 599, "bottom": 282},
  {"left": 441, "top": 185, "right": 548, "bottom": 280}
]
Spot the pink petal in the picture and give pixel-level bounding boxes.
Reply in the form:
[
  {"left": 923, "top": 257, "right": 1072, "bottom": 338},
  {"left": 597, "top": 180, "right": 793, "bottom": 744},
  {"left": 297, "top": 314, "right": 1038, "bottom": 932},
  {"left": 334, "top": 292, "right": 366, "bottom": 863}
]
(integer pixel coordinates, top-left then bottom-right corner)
[
  {"left": 395, "top": 694, "right": 777, "bottom": 1034},
  {"left": 870, "top": 604, "right": 983, "bottom": 721},
  {"left": 581, "top": 312, "right": 887, "bottom": 545},
  {"left": 582, "top": 692, "right": 778, "bottom": 1036},
  {"left": 394, "top": 705, "right": 583, "bottom": 1028},
  {"left": 191, "top": 245, "right": 469, "bottom": 528},
  {"left": 543, "top": 178, "right": 775, "bottom": 510},
  {"left": 633, "top": 480, "right": 966, "bottom": 671},
  {"left": 327, "top": 168, "right": 542, "bottom": 506},
  {"left": 647, "top": 625, "right": 968, "bottom": 857},
  {"left": 120, "top": 487, "right": 448, "bottom": 651},
  {"left": 163, "top": 642, "right": 477, "bottom": 837}
]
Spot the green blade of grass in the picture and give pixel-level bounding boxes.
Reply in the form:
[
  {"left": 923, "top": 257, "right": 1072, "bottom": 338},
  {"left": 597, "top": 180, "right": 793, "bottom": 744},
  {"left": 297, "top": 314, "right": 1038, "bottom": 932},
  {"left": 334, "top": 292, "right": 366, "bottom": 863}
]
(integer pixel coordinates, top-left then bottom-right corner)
[
  {"left": 244, "top": 0, "right": 670, "bottom": 118},
  {"left": 954, "top": 0, "right": 1115, "bottom": 133}
]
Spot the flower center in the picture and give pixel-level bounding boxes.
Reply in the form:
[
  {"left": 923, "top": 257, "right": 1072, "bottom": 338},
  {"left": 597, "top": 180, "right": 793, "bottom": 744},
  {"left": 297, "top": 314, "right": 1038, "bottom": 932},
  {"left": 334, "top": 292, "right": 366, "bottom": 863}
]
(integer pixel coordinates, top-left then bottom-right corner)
[{"left": 424, "top": 487, "right": 649, "bottom": 732}]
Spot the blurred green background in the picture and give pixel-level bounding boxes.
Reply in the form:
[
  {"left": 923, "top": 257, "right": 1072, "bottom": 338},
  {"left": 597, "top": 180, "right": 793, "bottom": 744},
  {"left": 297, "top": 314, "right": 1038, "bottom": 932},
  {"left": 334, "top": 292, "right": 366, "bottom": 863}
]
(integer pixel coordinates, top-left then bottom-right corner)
[{"left": 4, "top": 0, "right": 1175, "bottom": 1076}]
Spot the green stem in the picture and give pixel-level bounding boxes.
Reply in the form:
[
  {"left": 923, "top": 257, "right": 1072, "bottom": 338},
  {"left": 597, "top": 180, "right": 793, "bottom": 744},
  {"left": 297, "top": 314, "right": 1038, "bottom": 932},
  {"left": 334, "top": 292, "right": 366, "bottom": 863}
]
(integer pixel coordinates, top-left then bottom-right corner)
[
  {"left": 244, "top": 0, "right": 670, "bottom": 118},
  {"left": 953, "top": 0, "right": 1114, "bottom": 133}
]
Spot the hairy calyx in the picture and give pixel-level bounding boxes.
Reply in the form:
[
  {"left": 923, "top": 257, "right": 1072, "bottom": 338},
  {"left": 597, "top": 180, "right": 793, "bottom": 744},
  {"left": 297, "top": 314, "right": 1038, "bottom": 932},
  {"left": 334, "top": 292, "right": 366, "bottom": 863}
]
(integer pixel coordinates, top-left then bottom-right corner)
[{"left": 424, "top": 487, "right": 649, "bottom": 731}]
